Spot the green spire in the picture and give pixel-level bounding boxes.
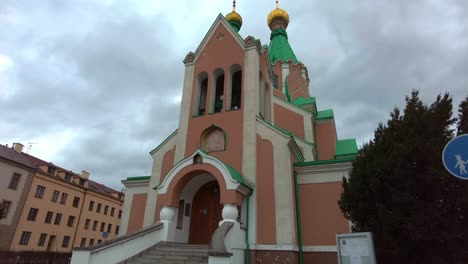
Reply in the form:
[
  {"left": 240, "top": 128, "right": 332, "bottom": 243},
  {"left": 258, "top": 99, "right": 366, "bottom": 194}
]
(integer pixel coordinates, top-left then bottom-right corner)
[{"left": 268, "top": 28, "right": 298, "bottom": 64}]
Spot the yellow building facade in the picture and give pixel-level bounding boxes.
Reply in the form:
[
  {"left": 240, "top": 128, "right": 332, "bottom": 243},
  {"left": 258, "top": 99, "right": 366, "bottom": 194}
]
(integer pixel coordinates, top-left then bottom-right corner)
[{"left": 0, "top": 143, "right": 124, "bottom": 253}]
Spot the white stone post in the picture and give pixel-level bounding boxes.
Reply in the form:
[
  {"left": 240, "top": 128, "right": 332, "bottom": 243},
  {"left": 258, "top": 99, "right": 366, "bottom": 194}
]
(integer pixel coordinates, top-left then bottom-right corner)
[
  {"left": 222, "top": 204, "right": 245, "bottom": 264},
  {"left": 220, "top": 204, "right": 238, "bottom": 225},
  {"left": 160, "top": 206, "right": 177, "bottom": 242}
]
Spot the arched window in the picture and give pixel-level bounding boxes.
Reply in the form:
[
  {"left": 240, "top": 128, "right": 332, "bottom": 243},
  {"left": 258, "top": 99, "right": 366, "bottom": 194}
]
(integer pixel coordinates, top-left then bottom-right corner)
[
  {"left": 201, "top": 125, "right": 226, "bottom": 152},
  {"left": 264, "top": 82, "right": 271, "bottom": 122},
  {"left": 228, "top": 65, "right": 242, "bottom": 110},
  {"left": 259, "top": 71, "right": 265, "bottom": 118},
  {"left": 193, "top": 72, "right": 208, "bottom": 116},
  {"left": 210, "top": 68, "right": 224, "bottom": 113}
]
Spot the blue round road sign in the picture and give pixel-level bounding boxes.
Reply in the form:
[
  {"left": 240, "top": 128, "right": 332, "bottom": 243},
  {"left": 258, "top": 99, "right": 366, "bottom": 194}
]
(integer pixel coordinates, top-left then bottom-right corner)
[
  {"left": 442, "top": 134, "right": 468, "bottom": 180},
  {"left": 102, "top": 232, "right": 108, "bottom": 239}
]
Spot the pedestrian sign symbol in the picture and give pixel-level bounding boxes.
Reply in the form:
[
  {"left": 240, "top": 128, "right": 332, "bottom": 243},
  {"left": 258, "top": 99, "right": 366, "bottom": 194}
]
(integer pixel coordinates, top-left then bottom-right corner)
[{"left": 442, "top": 134, "right": 468, "bottom": 180}]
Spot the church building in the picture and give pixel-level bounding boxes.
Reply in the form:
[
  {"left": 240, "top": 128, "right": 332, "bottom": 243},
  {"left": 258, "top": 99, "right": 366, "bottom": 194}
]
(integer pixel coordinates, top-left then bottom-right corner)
[{"left": 73, "top": 1, "right": 358, "bottom": 264}]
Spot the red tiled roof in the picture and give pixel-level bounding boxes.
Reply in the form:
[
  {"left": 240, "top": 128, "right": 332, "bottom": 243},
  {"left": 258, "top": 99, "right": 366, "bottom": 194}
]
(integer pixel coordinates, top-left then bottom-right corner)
[
  {"left": 20, "top": 152, "right": 123, "bottom": 200},
  {"left": 0, "top": 144, "right": 36, "bottom": 169}
]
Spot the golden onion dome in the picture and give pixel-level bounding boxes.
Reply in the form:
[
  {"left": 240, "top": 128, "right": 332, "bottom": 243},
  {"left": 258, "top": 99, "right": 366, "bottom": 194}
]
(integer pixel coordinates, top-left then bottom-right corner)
[
  {"left": 267, "top": 2, "right": 289, "bottom": 28},
  {"left": 226, "top": 10, "right": 243, "bottom": 27}
]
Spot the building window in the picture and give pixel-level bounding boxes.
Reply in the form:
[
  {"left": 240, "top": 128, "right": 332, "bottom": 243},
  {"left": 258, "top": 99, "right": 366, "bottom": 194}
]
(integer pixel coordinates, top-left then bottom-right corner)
[
  {"left": 47, "top": 166, "right": 56, "bottom": 175},
  {"left": 104, "top": 205, "right": 109, "bottom": 215},
  {"left": 35, "top": 185, "right": 46, "bottom": 198},
  {"left": 64, "top": 174, "right": 72, "bottom": 181},
  {"left": 80, "top": 238, "right": 86, "bottom": 247},
  {"left": 72, "top": 197, "right": 80, "bottom": 208},
  {"left": 194, "top": 72, "right": 208, "bottom": 116},
  {"left": 19, "top": 231, "right": 31, "bottom": 245},
  {"left": 96, "top": 203, "right": 102, "bottom": 213},
  {"left": 38, "top": 233, "right": 47, "bottom": 246},
  {"left": 0, "top": 200, "right": 12, "bottom": 219},
  {"left": 62, "top": 236, "right": 70, "bottom": 248},
  {"left": 107, "top": 224, "right": 112, "bottom": 233},
  {"left": 51, "top": 190, "right": 59, "bottom": 202},
  {"left": 60, "top": 193, "right": 68, "bottom": 204},
  {"left": 92, "top": 220, "right": 98, "bottom": 231},
  {"left": 45, "top": 211, "right": 53, "bottom": 224},
  {"left": 89, "top": 239, "right": 95, "bottom": 246},
  {"left": 27, "top": 208, "right": 39, "bottom": 221},
  {"left": 79, "top": 179, "right": 85, "bottom": 185},
  {"left": 110, "top": 207, "right": 115, "bottom": 217},
  {"left": 118, "top": 210, "right": 122, "bottom": 219},
  {"left": 89, "top": 201, "right": 94, "bottom": 211},
  {"left": 115, "top": 226, "right": 119, "bottom": 235},
  {"left": 230, "top": 70, "right": 242, "bottom": 110},
  {"left": 54, "top": 213, "right": 62, "bottom": 225},
  {"left": 84, "top": 219, "right": 90, "bottom": 230},
  {"left": 8, "top": 173, "right": 21, "bottom": 190},
  {"left": 100, "top": 222, "right": 105, "bottom": 232},
  {"left": 98, "top": 239, "right": 102, "bottom": 244},
  {"left": 67, "top": 216, "right": 75, "bottom": 227},
  {"left": 210, "top": 69, "right": 225, "bottom": 113}
]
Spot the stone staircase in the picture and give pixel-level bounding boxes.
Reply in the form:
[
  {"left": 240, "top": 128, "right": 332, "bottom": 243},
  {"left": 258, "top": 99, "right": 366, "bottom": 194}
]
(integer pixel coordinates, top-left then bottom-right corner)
[{"left": 120, "top": 241, "right": 209, "bottom": 264}]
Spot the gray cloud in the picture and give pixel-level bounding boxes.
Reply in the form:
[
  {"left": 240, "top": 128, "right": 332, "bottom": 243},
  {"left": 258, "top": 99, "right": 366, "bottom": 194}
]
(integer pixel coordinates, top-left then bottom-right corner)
[{"left": 1, "top": 0, "right": 467, "bottom": 189}]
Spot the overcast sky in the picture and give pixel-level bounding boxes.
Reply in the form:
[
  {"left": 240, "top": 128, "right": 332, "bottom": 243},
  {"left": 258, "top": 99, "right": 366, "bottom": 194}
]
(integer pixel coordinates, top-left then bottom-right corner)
[{"left": 1, "top": 0, "right": 467, "bottom": 190}]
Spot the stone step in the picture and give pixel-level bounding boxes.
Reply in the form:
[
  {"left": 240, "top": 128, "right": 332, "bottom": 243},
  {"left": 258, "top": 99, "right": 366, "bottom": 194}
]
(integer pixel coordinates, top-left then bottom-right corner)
[
  {"left": 122, "top": 242, "right": 209, "bottom": 264},
  {"left": 138, "top": 255, "right": 208, "bottom": 261},
  {"left": 156, "top": 244, "right": 208, "bottom": 250},
  {"left": 146, "top": 250, "right": 208, "bottom": 257},
  {"left": 128, "top": 261, "right": 207, "bottom": 264}
]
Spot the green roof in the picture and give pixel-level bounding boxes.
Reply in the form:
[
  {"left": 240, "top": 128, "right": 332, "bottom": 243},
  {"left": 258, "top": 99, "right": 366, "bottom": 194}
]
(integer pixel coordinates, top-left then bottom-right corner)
[
  {"left": 125, "top": 176, "right": 151, "bottom": 181},
  {"left": 293, "top": 96, "right": 316, "bottom": 107},
  {"left": 268, "top": 28, "right": 298, "bottom": 64},
  {"left": 294, "top": 157, "right": 355, "bottom": 167},
  {"left": 335, "top": 139, "right": 358, "bottom": 158},
  {"left": 223, "top": 162, "right": 244, "bottom": 184},
  {"left": 316, "top": 109, "right": 334, "bottom": 120}
]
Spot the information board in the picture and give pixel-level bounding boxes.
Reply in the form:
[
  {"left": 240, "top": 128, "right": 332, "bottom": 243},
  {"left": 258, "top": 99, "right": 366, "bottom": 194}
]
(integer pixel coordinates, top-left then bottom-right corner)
[{"left": 337, "top": 232, "right": 376, "bottom": 264}]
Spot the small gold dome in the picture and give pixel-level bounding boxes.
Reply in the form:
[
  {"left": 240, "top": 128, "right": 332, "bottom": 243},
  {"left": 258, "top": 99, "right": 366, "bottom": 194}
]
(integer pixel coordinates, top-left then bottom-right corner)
[
  {"left": 267, "top": 7, "right": 289, "bottom": 28},
  {"left": 226, "top": 10, "right": 243, "bottom": 27}
]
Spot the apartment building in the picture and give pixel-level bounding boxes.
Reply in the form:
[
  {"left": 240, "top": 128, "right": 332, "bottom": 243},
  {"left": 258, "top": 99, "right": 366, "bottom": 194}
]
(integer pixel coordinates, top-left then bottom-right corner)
[
  {"left": 0, "top": 144, "right": 36, "bottom": 250},
  {"left": 0, "top": 143, "right": 124, "bottom": 253}
]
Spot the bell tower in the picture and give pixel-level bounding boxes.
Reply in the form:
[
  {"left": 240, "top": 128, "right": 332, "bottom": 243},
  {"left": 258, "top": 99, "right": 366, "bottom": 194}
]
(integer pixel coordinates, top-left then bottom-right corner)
[{"left": 172, "top": 1, "right": 265, "bottom": 187}]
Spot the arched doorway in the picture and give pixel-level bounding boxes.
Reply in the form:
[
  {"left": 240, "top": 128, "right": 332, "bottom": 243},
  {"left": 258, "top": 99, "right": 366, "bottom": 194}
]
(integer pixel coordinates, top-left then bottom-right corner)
[{"left": 188, "top": 181, "right": 223, "bottom": 244}]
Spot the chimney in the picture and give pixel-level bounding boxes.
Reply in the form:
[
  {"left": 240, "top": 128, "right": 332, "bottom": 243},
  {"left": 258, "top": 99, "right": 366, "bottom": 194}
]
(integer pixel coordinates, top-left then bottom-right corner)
[
  {"left": 13, "top": 143, "right": 24, "bottom": 153},
  {"left": 81, "top": 170, "right": 90, "bottom": 179}
]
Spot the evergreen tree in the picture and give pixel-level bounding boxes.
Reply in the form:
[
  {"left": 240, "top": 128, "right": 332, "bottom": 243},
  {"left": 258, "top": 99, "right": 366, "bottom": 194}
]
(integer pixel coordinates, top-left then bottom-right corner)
[
  {"left": 339, "top": 91, "right": 468, "bottom": 264},
  {"left": 457, "top": 96, "right": 468, "bottom": 135}
]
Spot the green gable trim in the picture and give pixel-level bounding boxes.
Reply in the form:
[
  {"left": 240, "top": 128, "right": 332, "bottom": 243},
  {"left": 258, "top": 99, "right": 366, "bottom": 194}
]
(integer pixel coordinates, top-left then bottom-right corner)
[
  {"left": 223, "top": 162, "right": 244, "bottom": 184},
  {"left": 125, "top": 176, "right": 151, "bottom": 181},
  {"left": 316, "top": 109, "right": 334, "bottom": 120},
  {"left": 294, "top": 157, "right": 355, "bottom": 167},
  {"left": 293, "top": 96, "right": 316, "bottom": 107},
  {"left": 335, "top": 139, "right": 358, "bottom": 158},
  {"left": 273, "top": 95, "right": 316, "bottom": 116},
  {"left": 196, "top": 149, "right": 244, "bottom": 185},
  {"left": 149, "top": 129, "right": 178, "bottom": 155},
  {"left": 268, "top": 28, "right": 298, "bottom": 64},
  {"left": 257, "top": 117, "right": 316, "bottom": 157}
]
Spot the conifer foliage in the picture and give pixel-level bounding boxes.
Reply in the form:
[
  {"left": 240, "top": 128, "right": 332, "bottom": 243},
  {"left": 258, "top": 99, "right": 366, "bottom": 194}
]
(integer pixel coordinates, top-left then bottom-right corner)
[{"left": 339, "top": 91, "right": 468, "bottom": 264}]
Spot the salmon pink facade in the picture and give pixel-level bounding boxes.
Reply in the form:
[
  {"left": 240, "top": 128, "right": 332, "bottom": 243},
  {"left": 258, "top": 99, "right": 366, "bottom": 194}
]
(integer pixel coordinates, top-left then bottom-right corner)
[{"left": 119, "top": 3, "right": 358, "bottom": 264}]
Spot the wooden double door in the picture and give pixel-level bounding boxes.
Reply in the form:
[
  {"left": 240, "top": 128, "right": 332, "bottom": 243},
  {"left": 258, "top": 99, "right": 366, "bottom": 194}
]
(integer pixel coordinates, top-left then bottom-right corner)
[{"left": 188, "top": 181, "right": 223, "bottom": 244}]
